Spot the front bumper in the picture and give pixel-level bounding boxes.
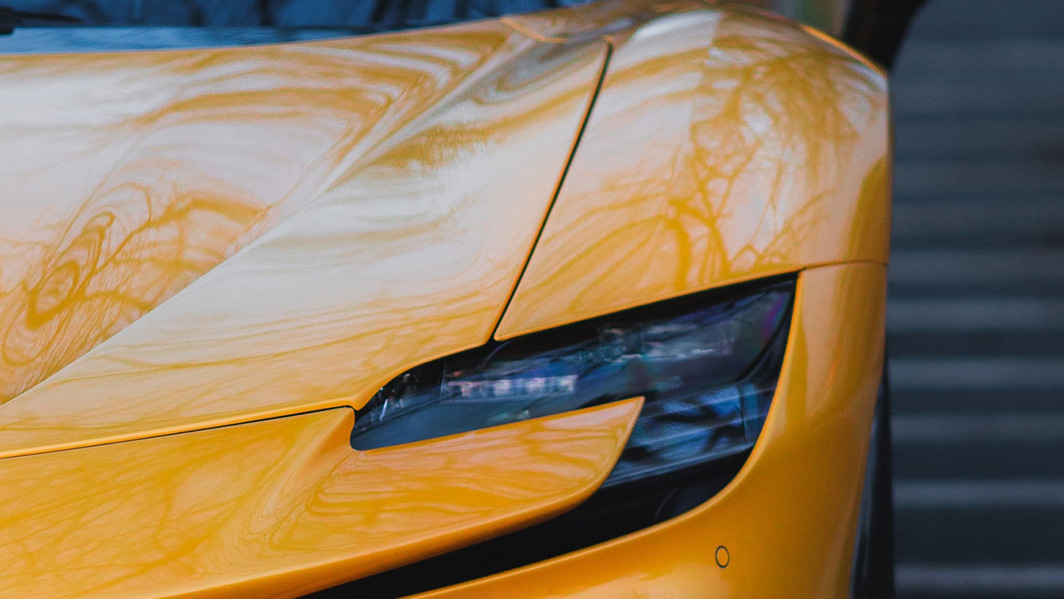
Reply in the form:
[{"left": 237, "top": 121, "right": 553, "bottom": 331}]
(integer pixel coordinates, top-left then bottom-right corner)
[
  {"left": 0, "top": 263, "right": 884, "bottom": 599},
  {"left": 394, "top": 263, "right": 887, "bottom": 599}
]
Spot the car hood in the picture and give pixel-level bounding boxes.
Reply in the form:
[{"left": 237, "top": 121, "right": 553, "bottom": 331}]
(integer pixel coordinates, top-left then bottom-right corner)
[
  {"left": 0, "top": 14, "right": 608, "bottom": 456},
  {"left": 0, "top": 0, "right": 889, "bottom": 460}
]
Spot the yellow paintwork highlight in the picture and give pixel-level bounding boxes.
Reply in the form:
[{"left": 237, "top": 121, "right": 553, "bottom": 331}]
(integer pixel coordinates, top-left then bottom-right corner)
[
  {"left": 498, "top": 4, "right": 888, "bottom": 338},
  {"left": 0, "top": 399, "right": 642, "bottom": 598},
  {"left": 420, "top": 264, "right": 886, "bottom": 598},
  {"left": 0, "top": 21, "right": 520, "bottom": 404},
  {"left": 0, "top": 30, "right": 607, "bottom": 457},
  {"left": 0, "top": 1, "right": 890, "bottom": 597}
]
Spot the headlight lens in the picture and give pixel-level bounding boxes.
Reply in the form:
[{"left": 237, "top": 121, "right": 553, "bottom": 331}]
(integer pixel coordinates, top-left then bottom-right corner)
[{"left": 353, "top": 279, "right": 793, "bottom": 488}]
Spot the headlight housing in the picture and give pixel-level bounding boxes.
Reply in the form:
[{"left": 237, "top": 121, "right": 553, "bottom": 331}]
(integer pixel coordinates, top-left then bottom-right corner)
[{"left": 353, "top": 278, "right": 793, "bottom": 488}]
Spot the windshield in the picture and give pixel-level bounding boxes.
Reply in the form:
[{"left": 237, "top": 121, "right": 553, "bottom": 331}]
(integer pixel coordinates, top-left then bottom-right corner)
[
  {"left": 0, "top": 0, "right": 593, "bottom": 52},
  {"left": 3, "top": 0, "right": 592, "bottom": 30}
]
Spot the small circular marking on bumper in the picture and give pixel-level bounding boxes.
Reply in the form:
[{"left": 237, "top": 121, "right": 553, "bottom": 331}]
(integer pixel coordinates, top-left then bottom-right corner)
[{"left": 715, "top": 545, "right": 730, "bottom": 568}]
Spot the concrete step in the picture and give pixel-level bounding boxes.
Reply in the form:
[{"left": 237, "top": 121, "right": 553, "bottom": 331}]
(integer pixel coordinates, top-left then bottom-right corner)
[
  {"left": 895, "top": 118, "right": 1064, "bottom": 160},
  {"left": 896, "top": 40, "right": 1064, "bottom": 83},
  {"left": 891, "top": 389, "right": 1064, "bottom": 415},
  {"left": 895, "top": 444, "right": 1064, "bottom": 480},
  {"left": 888, "top": 297, "right": 1064, "bottom": 334},
  {"left": 894, "top": 415, "right": 1064, "bottom": 478},
  {"left": 892, "top": 197, "right": 1064, "bottom": 247},
  {"left": 891, "top": 356, "right": 1064, "bottom": 392},
  {"left": 888, "top": 331, "right": 1064, "bottom": 358},
  {"left": 898, "top": 563, "right": 1064, "bottom": 598},
  {"left": 895, "top": 502, "right": 1064, "bottom": 563},
  {"left": 894, "top": 81, "right": 1064, "bottom": 117},
  {"left": 894, "top": 158, "right": 1064, "bottom": 198},
  {"left": 902, "top": 0, "right": 1064, "bottom": 41},
  {"left": 889, "top": 248, "right": 1064, "bottom": 295}
]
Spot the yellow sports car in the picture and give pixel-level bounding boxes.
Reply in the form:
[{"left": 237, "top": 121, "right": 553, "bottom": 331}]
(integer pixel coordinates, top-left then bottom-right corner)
[{"left": 0, "top": 0, "right": 911, "bottom": 597}]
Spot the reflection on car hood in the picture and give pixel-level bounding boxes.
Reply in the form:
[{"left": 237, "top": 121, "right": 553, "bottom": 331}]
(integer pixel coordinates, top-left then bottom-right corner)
[
  {"left": 0, "top": 0, "right": 889, "bottom": 460},
  {"left": 0, "top": 14, "right": 608, "bottom": 456}
]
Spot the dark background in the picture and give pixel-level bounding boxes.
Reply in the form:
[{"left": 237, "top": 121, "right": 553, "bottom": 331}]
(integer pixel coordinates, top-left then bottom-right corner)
[
  {"left": 7, "top": 0, "right": 583, "bottom": 26},
  {"left": 890, "top": 1, "right": 1064, "bottom": 596}
]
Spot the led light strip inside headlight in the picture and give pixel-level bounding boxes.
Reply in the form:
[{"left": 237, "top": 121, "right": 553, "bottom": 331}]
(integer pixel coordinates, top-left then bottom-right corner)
[{"left": 353, "top": 279, "right": 793, "bottom": 488}]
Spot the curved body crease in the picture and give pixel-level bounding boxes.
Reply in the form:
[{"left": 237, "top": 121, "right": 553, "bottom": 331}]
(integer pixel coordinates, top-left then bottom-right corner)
[{"left": 0, "top": 400, "right": 642, "bottom": 599}]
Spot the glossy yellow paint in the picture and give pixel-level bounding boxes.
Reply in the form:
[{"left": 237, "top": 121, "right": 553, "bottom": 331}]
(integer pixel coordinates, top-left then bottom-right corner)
[
  {"left": 0, "top": 399, "right": 642, "bottom": 598},
  {"left": 419, "top": 264, "right": 886, "bottom": 599},
  {"left": 0, "top": 1, "right": 891, "bottom": 597},
  {"left": 0, "top": 20, "right": 520, "bottom": 404},
  {"left": 498, "top": 3, "right": 889, "bottom": 337},
  {"left": 0, "top": 27, "right": 607, "bottom": 457}
]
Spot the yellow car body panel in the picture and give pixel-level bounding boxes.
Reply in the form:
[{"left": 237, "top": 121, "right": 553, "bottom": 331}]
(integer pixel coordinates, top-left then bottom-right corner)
[
  {"left": 0, "top": 27, "right": 607, "bottom": 457},
  {"left": 0, "top": 400, "right": 642, "bottom": 598},
  {"left": 498, "top": 3, "right": 888, "bottom": 337},
  {"left": 0, "top": 19, "right": 530, "bottom": 405},
  {"left": 423, "top": 264, "right": 886, "bottom": 599},
  {"left": 0, "top": 0, "right": 891, "bottom": 597}
]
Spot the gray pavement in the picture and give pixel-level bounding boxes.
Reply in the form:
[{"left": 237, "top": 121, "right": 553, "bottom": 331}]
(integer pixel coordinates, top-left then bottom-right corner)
[{"left": 891, "top": 1, "right": 1064, "bottom": 596}]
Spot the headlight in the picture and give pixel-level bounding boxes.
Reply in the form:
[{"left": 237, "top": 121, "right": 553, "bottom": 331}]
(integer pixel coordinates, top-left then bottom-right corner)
[{"left": 353, "top": 279, "right": 793, "bottom": 488}]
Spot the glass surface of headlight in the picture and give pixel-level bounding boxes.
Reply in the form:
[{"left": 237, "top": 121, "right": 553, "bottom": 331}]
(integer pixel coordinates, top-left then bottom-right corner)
[{"left": 353, "top": 279, "right": 793, "bottom": 487}]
